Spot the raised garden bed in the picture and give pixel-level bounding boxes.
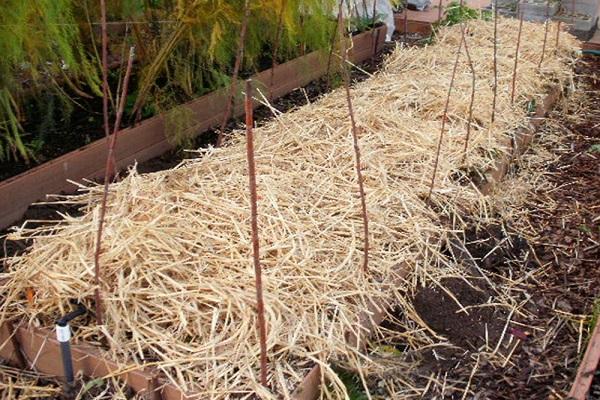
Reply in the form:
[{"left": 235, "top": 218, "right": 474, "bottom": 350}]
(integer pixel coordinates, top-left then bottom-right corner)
[{"left": 1, "top": 19, "right": 584, "bottom": 400}]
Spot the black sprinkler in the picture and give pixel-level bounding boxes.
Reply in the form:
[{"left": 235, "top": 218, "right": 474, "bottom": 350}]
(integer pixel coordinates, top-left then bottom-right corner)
[{"left": 55, "top": 300, "right": 87, "bottom": 394}]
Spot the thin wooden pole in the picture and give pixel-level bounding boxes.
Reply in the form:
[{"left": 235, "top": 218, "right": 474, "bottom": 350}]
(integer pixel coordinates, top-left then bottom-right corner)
[
  {"left": 511, "top": 9, "right": 524, "bottom": 104},
  {"left": 438, "top": 0, "right": 444, "bottom": 21},
  {"left": 93, "top": 47, "right": 135, "bottom": 326},
  {"left": 460, "top": 10, "right": 476, "bottom": 161},
  {"left": 370, "top": 0, "right": 379, "bottom": 56},
  {"left": 244, "top": 79, "right": 269, "bottom": 388},
  {"left": 427, "top": 27, "right": 463, "bottom": 201},
  {"left": 555, "top": 21, "right": 561, "bottom": 50},
  {"left": 538, "top": 0, "right": 550, "bottom": 69},
  {"left": 269, "top": 0, "right": 287, "bottom": 101},
  {"left": 337, "top": 2, "right": 370, "bottom": 274},
  {"left": 491, "top": 0, "right": 498, "bottom": 124},
  {"left": 100, "top": 0, "right": 110, "bottom": 141},
  {"left": 216, "top": 0, "right": 251, "bottom": 147}
]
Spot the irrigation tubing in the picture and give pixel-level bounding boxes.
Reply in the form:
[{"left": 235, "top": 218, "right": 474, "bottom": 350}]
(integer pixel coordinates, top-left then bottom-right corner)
[{"left": 244, "top": 79, "right": 269, "bottom": 388}]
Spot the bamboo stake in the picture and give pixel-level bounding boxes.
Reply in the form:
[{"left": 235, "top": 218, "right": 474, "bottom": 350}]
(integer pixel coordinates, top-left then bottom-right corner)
[
  {"left": 554, "top": 21, "right": 561, "bottom": 51},
  {"left": 337, "top": 1, "right": 370, "bottom": 274},
  {"left": 93, "top": 47, "right": 135, "bottom": 326},
  {"left": 371, "top": 0, "right": 379, "bottom": 56},
  {"left": 100, "top": 0, "right": 110, "bottom": 141},
  {"left": 491, "top": 0, "right": 498, "bottom": 123},
  {"left": 216, "top": 0, "right": 251, "bottom": 147},
  {"left": 269, "top": 0, "right": 287, "bottom": 101},
  {"left": 460, "top": 8, "right": 476, "bottom": 161},
  {"left": 511, "top": 9, "right": 524, "bottom": 104},
  {"left": 538, "top": 1, "right": 550, "bottom": 69},
  {"left": 427, "top": 24, "right": 463, "bottom": 201},
  {"left": 244, "top": 79, "right": 269, "bottom": 388},
  {"left": 438, "top": 0, "right": 444, "bottom": 21}
]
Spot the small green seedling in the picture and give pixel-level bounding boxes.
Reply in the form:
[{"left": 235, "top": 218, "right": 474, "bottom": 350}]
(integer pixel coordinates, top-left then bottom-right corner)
[
  {"left": 587, "top": 144, "right": 600, "bottom": 153},
  {"left": 335, "top": 368, "right": 369, "bottom": 400}
]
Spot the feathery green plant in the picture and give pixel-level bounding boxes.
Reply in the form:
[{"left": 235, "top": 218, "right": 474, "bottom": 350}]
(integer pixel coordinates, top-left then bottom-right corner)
[{"left": 0, "top": 0, "right": 391, "bottom": 163}]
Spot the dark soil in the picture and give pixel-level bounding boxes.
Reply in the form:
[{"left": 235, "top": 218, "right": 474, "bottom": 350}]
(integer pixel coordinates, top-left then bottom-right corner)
[{"left": 414, "top": 277, "right": 505, "bottom": 352}]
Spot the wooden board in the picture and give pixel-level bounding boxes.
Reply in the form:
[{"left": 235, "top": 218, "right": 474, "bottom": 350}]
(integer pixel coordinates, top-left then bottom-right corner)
[
  {"left": 0, "top": 26, "right": 387, "bottom": 232},
  {"left": 569, "top": 317, "right": 600, "bottom": 399}
]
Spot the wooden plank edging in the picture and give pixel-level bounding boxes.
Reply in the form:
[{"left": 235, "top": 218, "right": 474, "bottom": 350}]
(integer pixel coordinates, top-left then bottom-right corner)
[
  {"left": 0, "top": 26, "right": 387, "bottom": 232},
  {"left": 569, "top": 318, "right": 600, "bottom": 399}
]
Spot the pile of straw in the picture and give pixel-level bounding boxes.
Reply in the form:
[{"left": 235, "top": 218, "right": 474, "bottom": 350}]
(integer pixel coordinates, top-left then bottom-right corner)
[
  {"left": 0, "top": 19, "right": 577, "bottom": 398},
  {"left": 0, "top": 365, "right": 60, "bottom": 399}
]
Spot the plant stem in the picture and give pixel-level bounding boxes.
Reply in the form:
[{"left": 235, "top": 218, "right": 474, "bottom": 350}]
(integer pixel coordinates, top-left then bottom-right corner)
[
  {"left": 244, "top": 79, "right": 268, "bottom": 388},
  {"left": 337, "top": 2, "right": 370, "bottom": 274},
  {"left": 269, "top": 0, "right": 287, "bottom": 101},
  {"left": 511, "top": 9, "right": 523, "bottom": 104},
  {"left": 325, "top": 12, "right": 340, "bottom": 92},
  {"left": 216, "top": 0, "right": 251, "bottom": 147},
  {"left": 93, "top": 47, "right": 135, "bottom": 326},
  {"left": 404, "top": 3, "right": 409, "bottom": 42}
]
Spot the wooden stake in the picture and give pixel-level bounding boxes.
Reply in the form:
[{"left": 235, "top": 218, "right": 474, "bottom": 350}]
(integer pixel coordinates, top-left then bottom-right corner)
[
  {"left": 216, "top": 0, "right": 251, "bottom": 147},
  {"left": 460, "top": 11, "right": 476, "bottom": 161},
  {"left": 337, "top": 2, "right": 370, "bottom": 274},
  {"left": 244, "top": 80, "right": 269, "bottom": 388},
  {"left": 100, "top": 0, "right": 110, "bottom": 141},
  {"left": 427, "top": 25, "right": 464, "bottom": 201},
  {"left": 438, "top": 0, "right": 444, "bottom": 21},
  {"left": 554, "top": 20, "right": 561, "bottom": 50},
  {"left": 93, "top": 47, "right": 135, "bottom": 326},
  {"left": 371, "top": 0, "right": 379, "bottom": 56},
  {"left": 511, "top": 10, "right": 524, "bottom": 104},
  {"left": 538, "top": 1, "right": 550, "bottom": 69}
]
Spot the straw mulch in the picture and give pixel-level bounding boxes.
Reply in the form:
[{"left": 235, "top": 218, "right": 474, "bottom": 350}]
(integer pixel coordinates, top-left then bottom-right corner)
[
  {"left": 0, "top": 364, "right": 60, "bottom": 399},
  {"left": 0, "top": 19, "right": 577, "bottom": 399}
]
